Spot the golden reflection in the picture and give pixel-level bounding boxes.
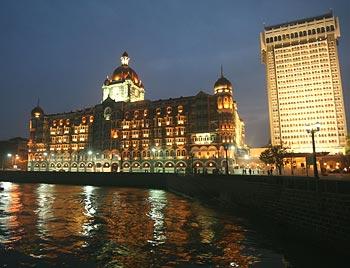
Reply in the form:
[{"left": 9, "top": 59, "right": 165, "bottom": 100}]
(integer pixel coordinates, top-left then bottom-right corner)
[
  {"left": 36, "top": 184, "right": 89, "bottom": 255},
  {"left": 0, "top": 185, "right": 267, "bottom": 266},
  {"left": 191, "top": 202, "right": 216, "bottom": 244},
  {"left": 164, "top": 195, "right": 191, "bottom": 247},
  {"left": 36, "top": 184, "right": 55, "bottom": 238},
  {"left": 212, "top": 221, "right": 258, "bottom": 267},
  {"left": 8, "top": 184, "right": 22, "bottom": 236}
]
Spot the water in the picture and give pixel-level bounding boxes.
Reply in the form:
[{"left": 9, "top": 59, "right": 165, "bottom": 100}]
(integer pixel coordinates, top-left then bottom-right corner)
[{"left": 0, "top": 182, "right": 345, "bottom": 267}]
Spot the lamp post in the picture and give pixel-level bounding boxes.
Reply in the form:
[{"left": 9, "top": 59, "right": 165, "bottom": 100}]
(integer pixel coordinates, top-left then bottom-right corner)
[
  {"left": 2, "top": 153, "right": 12, "bottom": 170},
  {"left": 189, "top": 153, "right": 194, "bottom": 175},
  {"left": 224, "top": 145, "right": 229, "bottom": 175},
  {"left": 224, "top": 144, "right": 235, "bottom": 175},
  {"left": 307, "top": 122, "right": 320, "bottom": 178},
  {"left": 88, "top": 150, "right": 93, "bottom": 172},
  {"left": 151, "top": 147, "right": 156, "bottom": 173}
]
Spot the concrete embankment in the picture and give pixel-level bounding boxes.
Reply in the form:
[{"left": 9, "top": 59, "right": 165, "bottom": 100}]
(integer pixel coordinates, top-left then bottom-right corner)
[{"left": 1, "top": 171, "right": 349, "bottom": 248}]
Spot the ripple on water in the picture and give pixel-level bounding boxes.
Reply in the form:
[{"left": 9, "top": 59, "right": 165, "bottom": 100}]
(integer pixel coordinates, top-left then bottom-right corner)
[{"left": 0, "top": 183, "right": 346, "bottom": 267}]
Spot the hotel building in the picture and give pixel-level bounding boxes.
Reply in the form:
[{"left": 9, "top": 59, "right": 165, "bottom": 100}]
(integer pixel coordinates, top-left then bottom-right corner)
[
  {"left": 260, "top": 12, "right": 347, "bottom": 154},
  {"left": 28, "top": 52, "right": 246, "bottom": 173}
]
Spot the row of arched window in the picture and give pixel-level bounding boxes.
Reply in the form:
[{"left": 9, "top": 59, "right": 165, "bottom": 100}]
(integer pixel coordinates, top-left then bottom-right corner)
[
  {"left": 266, "top": 25, "right": 335, "bottom": 43},
  {"left": 121, "top": 149, "right": 187, "bottom": 159}
]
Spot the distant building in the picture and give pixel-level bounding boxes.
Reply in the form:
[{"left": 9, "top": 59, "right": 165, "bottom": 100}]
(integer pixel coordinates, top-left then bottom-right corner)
[
  {"left": 0, "top": 137, "right": 28, "bottom": 170},
  {"left": 260, "top": 12, "right": 347, "bottom": 154},
  {"left": 28, "top": 52, "right": 246, "bottom": 173}
]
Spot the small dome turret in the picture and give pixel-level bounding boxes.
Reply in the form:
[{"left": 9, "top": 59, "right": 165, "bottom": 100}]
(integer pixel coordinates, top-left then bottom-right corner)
[
  {"left": 214, "top": 66, "right": 233, "bottom": 94},
  {"left": 31, "top": 106, "right": 44, "bottom": 118}
]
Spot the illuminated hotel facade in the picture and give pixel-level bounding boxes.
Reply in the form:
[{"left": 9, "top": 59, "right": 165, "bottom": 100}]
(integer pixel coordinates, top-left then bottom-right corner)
[
  {"left": 28, "top": 52, "right": 246, "bottom": 173},
  {"left": 260, "top": 12, "right": 347, "bottom": 154}
]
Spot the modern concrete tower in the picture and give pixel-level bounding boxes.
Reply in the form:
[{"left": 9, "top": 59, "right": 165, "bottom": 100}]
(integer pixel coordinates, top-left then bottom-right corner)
[{"left": 260, "top": 12, "right": 347, "bottom": 154}]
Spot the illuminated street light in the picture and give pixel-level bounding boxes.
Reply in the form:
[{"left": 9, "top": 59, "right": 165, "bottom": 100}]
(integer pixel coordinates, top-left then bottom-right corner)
[
  {"left": 88, "top": 150, "right": 93, "bottom": 156},
  {"left": 2, "top": 153, "right": 12, "bottom": 170},
  {"left": 223, "top": 144, "right": 233, "bottom": 175},
  {"left": 306, "top": 122, "right": 320, "bottom": 178},
  {"left": 151, "top": 147, "right": 156, "bottom": 173}
]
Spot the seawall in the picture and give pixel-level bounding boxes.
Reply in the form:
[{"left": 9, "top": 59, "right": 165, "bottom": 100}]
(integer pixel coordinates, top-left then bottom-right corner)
[{"left": 0, "top": 171, "right": 349, "bottom": 248}]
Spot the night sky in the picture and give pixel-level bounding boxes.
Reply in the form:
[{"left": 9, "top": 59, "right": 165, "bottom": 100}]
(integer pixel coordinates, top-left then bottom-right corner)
[{"left": 1, "top": 0, "right": 349, "bottom": 147}]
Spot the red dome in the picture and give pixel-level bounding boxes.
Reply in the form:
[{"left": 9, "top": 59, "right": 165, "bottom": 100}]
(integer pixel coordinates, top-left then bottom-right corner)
[
  {"left": 107, "top": 52, "right": 143, "bottom": 88},
  {"left": 111, "top": 65, "right": 142, "bottom": 87}
]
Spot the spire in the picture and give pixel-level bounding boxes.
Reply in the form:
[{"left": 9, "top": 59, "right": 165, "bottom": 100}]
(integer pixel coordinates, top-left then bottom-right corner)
[
  {"left": 120, "top": 51, "right": 130, "bottom": 66},
  {"left": 220, "top": 65, "right": 224, "bottom": 78}
]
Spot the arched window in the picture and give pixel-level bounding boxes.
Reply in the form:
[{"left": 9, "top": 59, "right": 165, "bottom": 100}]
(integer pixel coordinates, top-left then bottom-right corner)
[
  {"left": 294, "top": 32, "right": 298, "bottom": 37},
  {"left": 273, "top": 36, "right": 277, "bottom": 41},
  {"left": 303, "top": 31, "right": 307, "bottom": 36},
  {"left": 269, "top": 37, "right": 273, "bottom": 42},
  {"left": 312, "top": 29, "right": 316, "bottom": 34},
  {"left": 182, "top": 150, "right": 186, "bottom": 156},
  {"left": 326, "top": 26, "right": 330, "bottom": 32},
  {"left": 321, "top": 27, "right": 325, "bottom": 33},
  {"left": 317, "top": 28, "right": 320, "bottom": 34},
  {"left": 278, "top": 35, "right": 281, "bottom": 41},
  {"left": 166, "top": 150, "right": 169, "bottom": 157},
  {"left": 308, "top": 30, "right": 311, "bottom": 35},
  {"left": 330, "top": 25, "right": 335, "bottom": 31},
  {"left": 266, "top": 38, "right": 269, "bottom": 43},
  {"left": 134, "top": 110, "right": 139, "bottom": 118},
  {"left": 291, "top": 33, "right": 294, "bottom": 38}
]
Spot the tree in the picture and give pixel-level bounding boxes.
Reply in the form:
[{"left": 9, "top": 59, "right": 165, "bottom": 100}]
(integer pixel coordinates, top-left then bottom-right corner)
[
  {"left": 346, "top": 135, "right": 350, "bottom": 155},
  {"left": 259, "top": 145, "right": 287, "bottom": 175}
]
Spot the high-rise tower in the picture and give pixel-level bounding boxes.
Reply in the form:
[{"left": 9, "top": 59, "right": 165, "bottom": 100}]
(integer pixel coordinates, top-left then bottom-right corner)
[{"left": 260, "top": 12, "right": 347, "bottom": 154}]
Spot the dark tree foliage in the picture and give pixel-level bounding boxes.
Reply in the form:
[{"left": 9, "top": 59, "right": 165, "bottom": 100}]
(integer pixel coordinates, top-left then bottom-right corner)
[{"left": 259, "top": 145, "right": 287, "bottom": 175}]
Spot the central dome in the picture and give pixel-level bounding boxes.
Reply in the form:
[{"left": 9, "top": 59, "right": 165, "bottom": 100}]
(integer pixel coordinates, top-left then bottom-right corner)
[
  {"left": 107, "top": 52, "right": 143, "bottom": 88},
  {"left": 111, "top": 65, "right": 141, "bottom": 85}
]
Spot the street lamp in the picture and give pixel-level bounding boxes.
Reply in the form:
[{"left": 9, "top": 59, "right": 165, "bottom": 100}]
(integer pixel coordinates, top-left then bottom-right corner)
[
  {"left": 1, "top": 153, "right": 12, "bottom": 170},
  {"left": 223, "top": 144, "right": 236, "bottom": 175},
  {"left": 151, "top": 147, "right": 157, "bottom": 173},
  {"left": 223, "top": 144, "right": 230, "bottom": 175},
  {"left": 306, "top": 122, "right": 320, "bottom": 178}
]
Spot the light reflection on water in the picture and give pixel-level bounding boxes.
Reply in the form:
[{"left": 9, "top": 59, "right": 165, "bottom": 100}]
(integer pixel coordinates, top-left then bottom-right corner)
[{"left": 0, "top": 182, "right": 344, "bottom": 267}]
